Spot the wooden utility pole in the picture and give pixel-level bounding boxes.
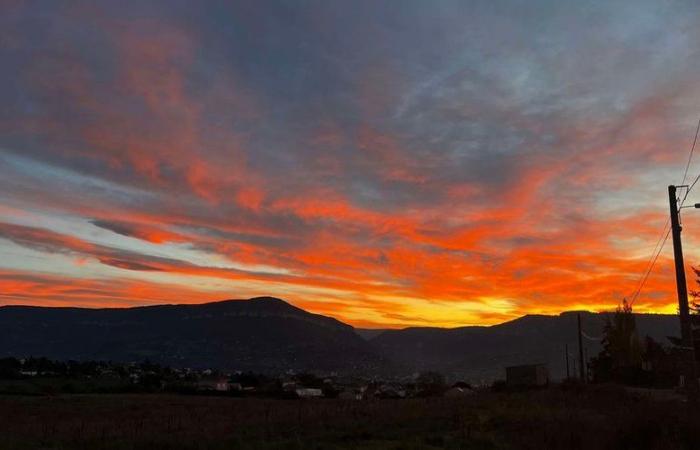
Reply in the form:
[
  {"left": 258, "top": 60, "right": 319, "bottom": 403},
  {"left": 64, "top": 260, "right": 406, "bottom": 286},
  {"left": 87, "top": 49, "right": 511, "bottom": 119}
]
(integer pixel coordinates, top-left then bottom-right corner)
[
  {"left": 668, "top": 185, "right": 698, "bottom": 396},
  {"left": 577, "top": 313, "right": 585, "bottom": 382},
  {"left": 565, "top": 344, "right": 570, "bottom": 379}
]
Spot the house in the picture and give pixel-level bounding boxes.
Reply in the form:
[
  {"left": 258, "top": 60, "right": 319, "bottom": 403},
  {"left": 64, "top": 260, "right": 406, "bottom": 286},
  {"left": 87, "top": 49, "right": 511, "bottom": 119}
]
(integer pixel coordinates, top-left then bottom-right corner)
[
  {"left": 197, "top": 376, "right": 231, "bottom": 392},
  {"left": 505, "top": 364, "right": 549, "bottom": 387},
  {"left": 295, "top": 388, "right": 323, "bottom": 399},
  {"left": 282, "top": 380, "right": 298, "bottom": 391}
]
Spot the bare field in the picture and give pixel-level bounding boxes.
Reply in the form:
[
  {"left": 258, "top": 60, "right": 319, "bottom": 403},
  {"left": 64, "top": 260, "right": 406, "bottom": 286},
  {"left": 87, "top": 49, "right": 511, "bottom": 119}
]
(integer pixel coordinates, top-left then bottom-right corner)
[{"left": 1, "top": 385, "right": 698, "bottom": 449}]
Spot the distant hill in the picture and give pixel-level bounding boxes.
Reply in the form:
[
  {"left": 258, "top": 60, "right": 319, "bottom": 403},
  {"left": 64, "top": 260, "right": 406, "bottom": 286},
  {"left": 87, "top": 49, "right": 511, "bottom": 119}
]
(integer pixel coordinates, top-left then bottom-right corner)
[
  {"left": 0, "top": 298, "right": 682, "bottom": 381},
  {"left": 354, "top": 328, "right": 389, "bottom": 340},
  {"left": 369, "top": 311, "right": 681, "bottom": 382},
  {"left": 0, "top": 297, "right": 387, "bottom": 374}
]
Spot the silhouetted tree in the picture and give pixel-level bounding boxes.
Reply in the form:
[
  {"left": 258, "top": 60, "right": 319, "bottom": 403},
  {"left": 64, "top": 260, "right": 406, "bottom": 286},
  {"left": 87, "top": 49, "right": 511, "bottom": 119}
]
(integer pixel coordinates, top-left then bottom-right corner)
[
  {"left": 231, "top": 371, "right": 268, "bottom": 388},
  {"left": 685, "top": 266, "right": 700, "bottom": 361},
  {"left": 606, "top": 300, "right": 642, "bottom": 369},
  {"left": 589, "top": 300, "right": 643, "bottom": 384}
]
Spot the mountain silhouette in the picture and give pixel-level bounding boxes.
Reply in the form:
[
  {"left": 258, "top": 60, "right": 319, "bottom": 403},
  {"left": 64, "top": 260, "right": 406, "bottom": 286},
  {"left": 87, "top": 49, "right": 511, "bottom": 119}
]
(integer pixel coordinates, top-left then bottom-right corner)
[
  {"left": 368, "top": 311, "right": 680, "bottom": 381},
  {"left": 0, "top": 297, "right": 386, "bottom": 373},
  {"left": 0, "top": 299, "right": 681, "bottom": 380}
]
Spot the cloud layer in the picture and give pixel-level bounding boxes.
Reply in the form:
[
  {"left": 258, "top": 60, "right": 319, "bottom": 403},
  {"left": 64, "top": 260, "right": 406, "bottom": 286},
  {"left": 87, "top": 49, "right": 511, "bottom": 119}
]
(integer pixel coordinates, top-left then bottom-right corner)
[{"left": 2, "top": 0, "right": 700, "bottom": 327}]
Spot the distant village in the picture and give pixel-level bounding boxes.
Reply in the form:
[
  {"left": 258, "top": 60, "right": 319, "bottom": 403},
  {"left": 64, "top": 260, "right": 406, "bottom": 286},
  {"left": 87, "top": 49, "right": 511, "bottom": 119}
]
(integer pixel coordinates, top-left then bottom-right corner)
[{"left": 0, "top": 356, "right": 553, "bottom": 399}]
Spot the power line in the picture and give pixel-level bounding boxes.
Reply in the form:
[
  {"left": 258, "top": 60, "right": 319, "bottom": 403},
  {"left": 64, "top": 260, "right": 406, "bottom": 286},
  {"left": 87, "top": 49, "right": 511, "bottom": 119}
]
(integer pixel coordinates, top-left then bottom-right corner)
[
  {"left": 685, "top": 171, "right": 700, "bottom": 204},
  {"left": 681, "top": 118, "right": 700, "bottom": 188},
  {"left": 632, "top": 218, "right": 669, "bottom": 297},
  {"left": 681, "top": 118, "right": 700, "bottom": 207},
  {"left": 581, "top": 330, "right": 604, "bottom": 341},
  {"left": 629, "top": 226, "right": 670, "bottom": 306},
  {"left": 627, "top": 117, "right": 700, "bottom": 306}
]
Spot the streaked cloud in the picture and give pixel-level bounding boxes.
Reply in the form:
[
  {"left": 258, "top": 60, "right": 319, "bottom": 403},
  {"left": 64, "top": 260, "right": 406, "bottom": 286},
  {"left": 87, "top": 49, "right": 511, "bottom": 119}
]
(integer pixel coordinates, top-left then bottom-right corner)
[{"left": 1, "top": 0, "right": 699, "bottom": 327}]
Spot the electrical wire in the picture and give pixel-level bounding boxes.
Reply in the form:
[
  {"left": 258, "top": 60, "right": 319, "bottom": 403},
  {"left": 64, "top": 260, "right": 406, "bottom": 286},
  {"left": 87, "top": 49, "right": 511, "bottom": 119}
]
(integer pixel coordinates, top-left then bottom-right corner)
[
  {"left": 629, "top": 217, "right": 669, "bottom": 299},
  {"left": 685, "top": 172, "right": 700, "bottom": 204},
  {"left": 629, "top": 226, "right": 671, "bottom": 306},
  {"left": 680, "top": 118, "right": 700, "bottom": 207},
  {"left": 627, "top": 117, "right": 700, "bottom": 306},
  {"left": 581, "top": 331, "right": 604, "bottom": 341},
  {"left": 681, "top": 118, "right": 700, "bottom": 188}
]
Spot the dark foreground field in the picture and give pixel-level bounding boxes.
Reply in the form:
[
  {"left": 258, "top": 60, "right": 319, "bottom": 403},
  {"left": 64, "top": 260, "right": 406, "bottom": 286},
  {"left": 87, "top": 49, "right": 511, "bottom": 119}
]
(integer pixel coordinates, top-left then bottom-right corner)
[{"left": 1, "top": 385, "right": 699, "bottom": 450}]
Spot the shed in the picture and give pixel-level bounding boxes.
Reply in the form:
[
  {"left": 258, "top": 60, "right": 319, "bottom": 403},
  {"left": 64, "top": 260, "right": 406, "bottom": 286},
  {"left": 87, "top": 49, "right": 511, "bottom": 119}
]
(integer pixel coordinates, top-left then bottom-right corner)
[{"left": 505, "top": 364, "right": 548, "bottom": 387}]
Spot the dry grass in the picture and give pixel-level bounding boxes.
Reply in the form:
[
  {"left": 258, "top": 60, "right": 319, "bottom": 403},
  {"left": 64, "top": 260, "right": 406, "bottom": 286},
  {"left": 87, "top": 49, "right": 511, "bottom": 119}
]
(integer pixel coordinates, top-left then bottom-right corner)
[{"left": 1, "top": 385, "right": 698, "bottom": 449}]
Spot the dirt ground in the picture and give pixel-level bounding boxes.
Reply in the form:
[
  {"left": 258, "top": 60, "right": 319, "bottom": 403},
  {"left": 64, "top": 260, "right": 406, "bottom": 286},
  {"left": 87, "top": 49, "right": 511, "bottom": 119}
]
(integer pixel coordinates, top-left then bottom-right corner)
[{"left": 1, "top": 385, "right": 698, "bottom": 449}]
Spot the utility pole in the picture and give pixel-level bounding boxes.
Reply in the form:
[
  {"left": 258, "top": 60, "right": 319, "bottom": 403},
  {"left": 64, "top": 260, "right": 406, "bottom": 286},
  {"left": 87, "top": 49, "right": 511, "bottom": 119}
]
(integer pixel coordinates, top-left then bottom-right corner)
[
  {"left": 565, "top": 344, "right": 570, "bottom": 379},
  {"left": 668, "top": 185, "right": 698, "bottom": 397},
  {"left": 577, "top": 313, "right": 585, "bottom": 382}
]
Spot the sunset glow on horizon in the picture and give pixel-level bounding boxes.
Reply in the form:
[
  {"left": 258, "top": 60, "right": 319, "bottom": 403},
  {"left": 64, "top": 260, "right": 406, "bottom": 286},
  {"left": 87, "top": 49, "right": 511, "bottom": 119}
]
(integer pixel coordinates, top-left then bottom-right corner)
[{"left": 3, "top": 1, "right": 700, "bottom": 328}]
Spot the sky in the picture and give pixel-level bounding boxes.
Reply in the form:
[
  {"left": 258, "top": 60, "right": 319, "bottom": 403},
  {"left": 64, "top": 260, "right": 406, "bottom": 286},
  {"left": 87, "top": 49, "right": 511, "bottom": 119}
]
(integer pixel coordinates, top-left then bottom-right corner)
[{"left": 3, "top": 0, "right": 700, "bottom": 328}]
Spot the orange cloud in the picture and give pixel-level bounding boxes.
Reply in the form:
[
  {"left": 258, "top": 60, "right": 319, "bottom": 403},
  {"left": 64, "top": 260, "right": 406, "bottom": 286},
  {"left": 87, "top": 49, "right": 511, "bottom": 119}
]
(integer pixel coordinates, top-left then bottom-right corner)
[{"left": 4, "top": 1, "right": 700, "bottom": 328}]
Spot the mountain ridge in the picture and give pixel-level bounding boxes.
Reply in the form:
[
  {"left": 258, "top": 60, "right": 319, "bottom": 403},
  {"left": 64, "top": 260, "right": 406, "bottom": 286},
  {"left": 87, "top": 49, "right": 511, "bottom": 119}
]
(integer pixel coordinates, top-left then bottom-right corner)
[
  {"left": 0, "top": 298, "right": 683, "bottom": 380},
  {"left": 0, "top": 296, "right": 385, "bottom": 374},
  {"left": 368, "top": 310, "right": 681, "bottom": 381}
]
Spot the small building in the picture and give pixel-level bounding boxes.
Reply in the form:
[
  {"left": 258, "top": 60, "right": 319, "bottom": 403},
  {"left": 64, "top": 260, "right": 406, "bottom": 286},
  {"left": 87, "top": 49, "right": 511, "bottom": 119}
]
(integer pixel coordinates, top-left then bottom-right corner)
[
  {"left": 295, "top": 388, "right": 323, "bottom": 399},
  {"left": 505, "top": 364, "right": 549, "bottom": 387},
  {"left": 197, "top": 376, "right": 231, "bottom": 392},
  {"left": 282, "top": 381, "right": 298, "bottom": 392}
]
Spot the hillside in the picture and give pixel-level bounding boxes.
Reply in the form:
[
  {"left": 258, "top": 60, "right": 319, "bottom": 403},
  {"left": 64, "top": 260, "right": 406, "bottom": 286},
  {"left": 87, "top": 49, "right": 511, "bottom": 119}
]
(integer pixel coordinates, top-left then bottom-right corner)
[
  {"left": 0, "top": 297, "right": 387, "bottom": 374},
  {"left": 369, "top": 311, "right": 681, "bottom": 381}
]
